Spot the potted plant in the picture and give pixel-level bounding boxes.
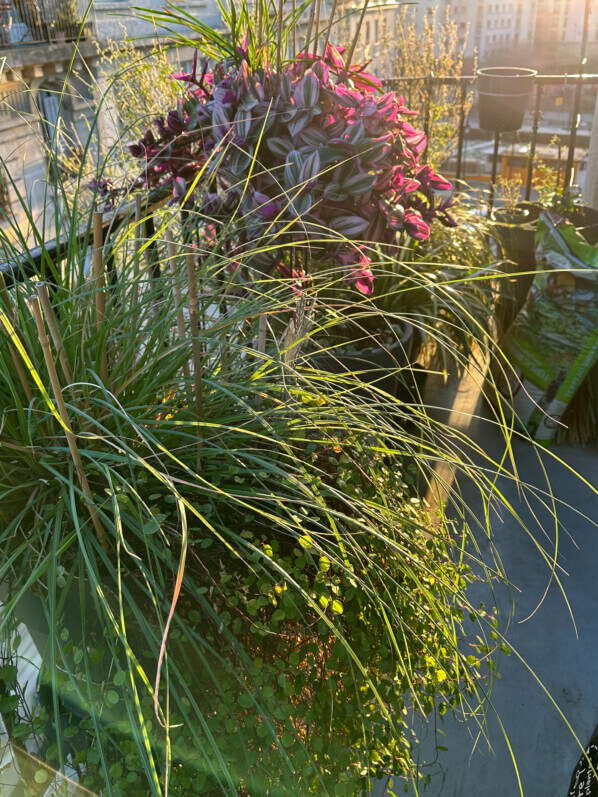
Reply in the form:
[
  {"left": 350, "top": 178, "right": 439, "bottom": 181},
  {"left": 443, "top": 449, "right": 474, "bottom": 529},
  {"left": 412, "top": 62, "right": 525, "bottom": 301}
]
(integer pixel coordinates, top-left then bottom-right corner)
[
  {"left": 0, "top": 209, "right": 499, "bottom": 794},
  {"left": 0, "top": 3, "right": 539, "bottom": 793},
  {"left": 490, "top": 176, "right": 542, "bottom": 327},
  {"left": 118, "top": 33, "right": 456, "bottom": 406},
  {"left": 54, "top": 0, "right": 80, "bottom": 41},
  {"left": 560, "top": 202, "right": 598, "bottom": 245},
  {"left": 476, "top": 66, "right": 537, "bottom": 132},
  {"left": 306, "top": 304, "right": 416, "bottom": 401}
]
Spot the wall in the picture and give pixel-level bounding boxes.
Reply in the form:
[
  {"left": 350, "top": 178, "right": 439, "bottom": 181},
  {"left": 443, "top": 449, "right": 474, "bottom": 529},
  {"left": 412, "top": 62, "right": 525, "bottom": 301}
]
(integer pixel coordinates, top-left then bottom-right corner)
[{"left": 0, "top": 0, "right": 222, "bottom": 238}]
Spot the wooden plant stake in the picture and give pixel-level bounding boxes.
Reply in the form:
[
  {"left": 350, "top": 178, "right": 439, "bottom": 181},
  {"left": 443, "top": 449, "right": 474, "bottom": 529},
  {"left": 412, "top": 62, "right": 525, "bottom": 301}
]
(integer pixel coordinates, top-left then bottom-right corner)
[
  {"left": 93, "top": 210, "right": 109, "bottom": 385},
  {"left": 340, "top": 0, "right": 370, "bottom": 84},
  {"left": 36, "top": 282, "right": 73, "bottom": 387},
  {"left": 291, "top": 0, "right": 296, "bottom": 58},
  {"left": 321, "top": 0, "right": 338, "bottom": 58},
  {"left": 132, "top": 194, "right": 143, "bottom": 311},
  {"left": 302, "top": 0, "right": 317, "bottom": 75},
  {"left": 0, "top": 274, "right": 33, "bottom": 403},
  {"left": 30, "top": 295, "right": 109, "bottom": 553},
  {"left": 276, "top": 0, "right": 285, "bottom": 76},
  {"left": 258, "top": 313, "right": 267, "bottom": 354},
  {"left": 312, "top": 0, "right": 322, "bottom": 61},
  {"left": 166, "top": 229, "right": 190, "bottom": 380},
  {"left": 255, "top": 313, "right": 267, "bottom": 408},
  {"left": 185, "top": 251, "right": 203, "bottom": 470}
]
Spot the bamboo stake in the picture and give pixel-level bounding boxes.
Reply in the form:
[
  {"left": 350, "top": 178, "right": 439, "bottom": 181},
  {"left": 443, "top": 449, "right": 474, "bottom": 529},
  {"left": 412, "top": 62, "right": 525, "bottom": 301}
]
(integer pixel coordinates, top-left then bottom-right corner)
[
  {"left": 0, "top": 274, "right": 33, "bottom": 403},
  {"left": 321, "top": 0, "right": 338, "bottom": 58},
  {"left": 30, "top": 295, "right": 109, "bottom": 553},
  {"left": 292, "top": 0, "right": 296, "bottom": 58},
  {"left": 276, "top": 0, "right": 285, "bottom": 77},
  {"left": 36, "top": 282, "right": 73, "bottom": 387},
  {"left": 258, "top": 312, "right": 267, "bottom": 354},
  {"left": 339, "top": 0, "right": 370, "bottom": 84},
  {"left": 185, "top": 251, "right": 203, "bottom": 470},
  {"left": 312, "top": 0, "right": 322, "bottom": 61},
  {"left": 132, "top": 194, "right": 143, "bottom": 311},
  {"left": 93, "top": 210, "right": 109, "bottom": 385},
  {"left": 255, "top": 313, "right": 267, "bottom": 408},
  {"left": 302, "top": 0, "right": 317, "bottom": 75},
  {"left": 257, "top": 0, "right": 263, "bottom": 51},
  {"left": 166, "top": 229, "right": 190, "bottom": 380}
]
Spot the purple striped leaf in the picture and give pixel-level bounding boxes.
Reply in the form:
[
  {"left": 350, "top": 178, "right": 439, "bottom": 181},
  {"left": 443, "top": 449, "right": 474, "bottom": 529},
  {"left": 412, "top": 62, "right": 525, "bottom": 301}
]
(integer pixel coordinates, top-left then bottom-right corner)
[
  {"left": 284, "top": 150, "right": 304, "bottom": 187},
  {"left": 342, "top": 172, "right": 376, "bottom": 196},
  {"left": 333, "top": 215, "right": 369, "bottom": 238},
  {"left": 299, "top": 150, "right": 321, "bottom": 184},
  {"left": 294, "top": 70, "right": 320, "bottom": 110}
]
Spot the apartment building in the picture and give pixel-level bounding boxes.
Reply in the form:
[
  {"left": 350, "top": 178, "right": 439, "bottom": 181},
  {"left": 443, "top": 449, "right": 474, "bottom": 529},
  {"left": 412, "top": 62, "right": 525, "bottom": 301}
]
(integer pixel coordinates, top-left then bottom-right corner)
[
  {"left": 343, "top": 0, "right": 591, "bottom": 75},
  {"left": 468, "top": 0, "right": 536, "bottom": 60},
  {"left": 0, "top": 0, "right": 219, "bottom": 228}
]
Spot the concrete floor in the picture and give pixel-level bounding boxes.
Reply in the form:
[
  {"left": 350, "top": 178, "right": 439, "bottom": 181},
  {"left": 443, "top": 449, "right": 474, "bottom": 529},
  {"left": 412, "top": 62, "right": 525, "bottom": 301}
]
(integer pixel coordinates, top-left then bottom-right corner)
[
  {"left": 430, "top": 425, "right": 598, "bottom": 796},
  {"left": 383, "top": 385, "right": 598, "bottom": 796}
]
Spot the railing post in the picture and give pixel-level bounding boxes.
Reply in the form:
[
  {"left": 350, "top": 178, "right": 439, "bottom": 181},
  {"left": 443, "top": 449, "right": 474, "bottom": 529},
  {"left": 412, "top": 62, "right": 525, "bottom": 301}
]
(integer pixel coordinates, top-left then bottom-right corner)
[
  {"left": 455, "top": 81, "right": 467, "bottom": 191},
  {"left": 525, "top": 82, "right": 544, "bottom": 202},
  {"left": 583, "top": 88, "right": 598, "bottom": 210},
  {"left": 488, "top": 131, "right": 501, "bottom": 211},
  {"left": 564, "top": 74, "right": 583, "bottom": 192},
  {"left": 423, "top": 76, "right": 433, "bottom": 142}
]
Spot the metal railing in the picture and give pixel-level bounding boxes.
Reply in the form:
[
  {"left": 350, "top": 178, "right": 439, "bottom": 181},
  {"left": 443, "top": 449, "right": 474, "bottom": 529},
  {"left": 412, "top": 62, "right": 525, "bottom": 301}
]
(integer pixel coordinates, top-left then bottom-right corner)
[
  {"left": 0, "top": 0, "right": 93, "bottom": 47},
  {"left": 0, "top": 186, "right": 170, "bottom": 289},
  {"left": 386, "top": 73, "right": 598, "bottom": 209},
  {"left": 2, "top": 73, "right": 597, "bottom": 281}
]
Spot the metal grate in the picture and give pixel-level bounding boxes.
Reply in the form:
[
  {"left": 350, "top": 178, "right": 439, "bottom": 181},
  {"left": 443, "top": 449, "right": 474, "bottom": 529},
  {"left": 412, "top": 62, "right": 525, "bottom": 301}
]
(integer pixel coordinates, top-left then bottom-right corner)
[{"left": 0, "top": 89, "right": 31, "bottom": 115}]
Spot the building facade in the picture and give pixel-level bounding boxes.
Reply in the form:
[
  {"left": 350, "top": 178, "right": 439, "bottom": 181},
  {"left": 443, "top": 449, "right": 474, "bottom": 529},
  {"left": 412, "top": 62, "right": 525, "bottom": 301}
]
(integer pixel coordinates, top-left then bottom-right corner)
[
  {"left": 340, "top": 0, "right": 592, "bottom": 75},
  {"left": 0, "top": 0, "right": 220, "bottom": 233}
]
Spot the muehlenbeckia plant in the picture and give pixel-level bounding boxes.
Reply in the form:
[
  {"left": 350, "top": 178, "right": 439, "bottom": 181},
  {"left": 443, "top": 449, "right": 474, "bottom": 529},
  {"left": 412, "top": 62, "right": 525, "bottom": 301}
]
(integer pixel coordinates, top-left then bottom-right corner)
[{"left": 118, "top": 42, "right": 456, "bottom": 296}]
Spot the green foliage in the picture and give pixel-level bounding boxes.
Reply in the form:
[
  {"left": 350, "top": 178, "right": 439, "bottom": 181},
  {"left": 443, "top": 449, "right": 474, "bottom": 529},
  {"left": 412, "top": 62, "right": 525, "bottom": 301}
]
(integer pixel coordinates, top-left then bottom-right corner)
[
  {"left": 0, "top": 4, "right": 568, "bottom": 794},
  {"left": 379, "top": 7, "right": 475, "bottom": 169},
  {"left": 0, "top": 189, "right": 510, "bottom": 794},
  {"left": 347, "top": 197, "right": 498, "bottom": 369}
]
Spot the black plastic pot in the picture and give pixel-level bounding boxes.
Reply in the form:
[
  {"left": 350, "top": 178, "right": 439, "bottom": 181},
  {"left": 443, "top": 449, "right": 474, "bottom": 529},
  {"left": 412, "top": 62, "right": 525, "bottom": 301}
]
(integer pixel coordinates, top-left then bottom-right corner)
[
  {"left": 566, "top": 205, "right": 598, "bottom": 245},
  {"left": 491, "top": 202, "right": 542, "bottom": 268},
  {"left": 477, "top": 67, "right": 537, "bottom": 132},
  {"left": 491, "top": 202, "right": 542, "bottom": 330},
  {"left": 309, "top": 321, "right": 415, "bottom": 400}
]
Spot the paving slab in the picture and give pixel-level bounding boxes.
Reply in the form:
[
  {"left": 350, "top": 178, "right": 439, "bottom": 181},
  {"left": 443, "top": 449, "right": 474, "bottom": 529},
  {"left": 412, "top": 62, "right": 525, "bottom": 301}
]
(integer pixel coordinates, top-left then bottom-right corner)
[{"left": 382, "top": 372, "right": 598, "bottom": 796}]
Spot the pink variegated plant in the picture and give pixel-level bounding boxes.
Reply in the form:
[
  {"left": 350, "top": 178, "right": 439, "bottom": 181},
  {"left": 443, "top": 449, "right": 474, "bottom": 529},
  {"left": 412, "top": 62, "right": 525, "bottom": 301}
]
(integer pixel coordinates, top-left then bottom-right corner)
[{"left": 126, "top": 44, "right": 456, "bottom": 295}]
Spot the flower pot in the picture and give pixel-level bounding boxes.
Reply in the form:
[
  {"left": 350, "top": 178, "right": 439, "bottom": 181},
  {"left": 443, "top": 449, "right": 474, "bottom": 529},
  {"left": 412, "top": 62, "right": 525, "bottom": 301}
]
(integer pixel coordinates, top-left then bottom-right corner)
[
  {"left": 477, "top": 67, "right": 537, "bottom": 132},
  {"left": 491, "top": 202, "right": 542, "bottom": 267},
  {"left": 565, "top": 204, "right": 598, "bottom": 245},
  {"left": 308, "top": 320, "right": 415, "bottom": 401},
  {"left": 491, "top": 202, "right": 541, "bottom": 330}
]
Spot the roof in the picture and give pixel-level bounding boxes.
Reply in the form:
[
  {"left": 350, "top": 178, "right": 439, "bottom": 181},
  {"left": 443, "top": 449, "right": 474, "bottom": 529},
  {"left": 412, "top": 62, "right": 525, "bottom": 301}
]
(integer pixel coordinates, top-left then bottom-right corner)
[{"left": 500, "top": 143, "right": 588, "bottom": 161}]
